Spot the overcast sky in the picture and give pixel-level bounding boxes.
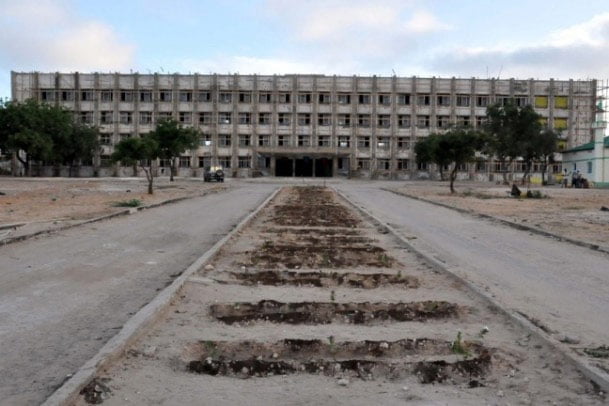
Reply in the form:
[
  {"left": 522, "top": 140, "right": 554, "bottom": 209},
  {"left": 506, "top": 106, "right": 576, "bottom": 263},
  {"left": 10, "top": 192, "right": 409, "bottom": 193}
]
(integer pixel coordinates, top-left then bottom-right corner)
[{"left": 2, "top": 0, "right": 609, "bottom": 99}]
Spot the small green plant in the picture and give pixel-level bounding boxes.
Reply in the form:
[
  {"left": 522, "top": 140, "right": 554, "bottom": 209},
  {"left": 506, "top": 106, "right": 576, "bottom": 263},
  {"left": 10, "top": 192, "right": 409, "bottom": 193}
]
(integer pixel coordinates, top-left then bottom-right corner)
[
  {"left": 328, "top": 335, "right": 337, "bottom": 354},
  {"left": 397, "top": 269, "right": 402, "bottom": 279},
  {"left": 330, "top": 290, "right": 336, "bottom": 302},
  {"left": 203, "top": 340, "right": 218, "bottom": 358},
  {"left": 451, "top": 331, "right": 470, "bottom": 358},
  {"left": 321, "top": 253, "right": 332, "bottom": 267},
  {"left": 112, "top": 198, "right": 142, "bottom": 207},
  {"left": 525, "top": 190, "right": 547, "bottom": 199},
  {"left": 378, "top": 253, "right": 391, "bottom": 266}
]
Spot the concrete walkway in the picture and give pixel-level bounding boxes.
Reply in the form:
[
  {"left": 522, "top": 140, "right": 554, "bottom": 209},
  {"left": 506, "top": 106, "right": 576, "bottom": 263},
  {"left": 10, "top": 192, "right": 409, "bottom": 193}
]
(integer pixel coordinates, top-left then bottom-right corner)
[
  {"left": 0, "top": 183, "right": 277, "bottom": 405},
  {"left": 338, "top": 183, "right": 609, "bottom": 348}
]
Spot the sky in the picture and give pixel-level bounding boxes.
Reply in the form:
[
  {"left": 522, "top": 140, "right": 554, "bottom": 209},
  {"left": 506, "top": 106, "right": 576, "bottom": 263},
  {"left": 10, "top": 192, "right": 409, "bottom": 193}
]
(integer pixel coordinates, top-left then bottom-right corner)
[{"left": 2, "top": 0, "right": 609, "bottom": 99}]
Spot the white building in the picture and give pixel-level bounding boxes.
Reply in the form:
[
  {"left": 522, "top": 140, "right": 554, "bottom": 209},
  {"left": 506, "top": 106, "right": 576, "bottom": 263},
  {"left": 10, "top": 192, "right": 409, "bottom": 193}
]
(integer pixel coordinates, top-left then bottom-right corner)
[{"left": 562, "top": 121, "right": 609, "bottom": 187}]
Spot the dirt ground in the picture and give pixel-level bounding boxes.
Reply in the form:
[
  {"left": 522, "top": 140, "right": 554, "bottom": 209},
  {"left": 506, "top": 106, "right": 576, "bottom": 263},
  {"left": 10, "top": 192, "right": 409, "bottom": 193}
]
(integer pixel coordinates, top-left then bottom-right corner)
[
  {"left": 390, "top": 181, "right": 609, "bottom": 250},
  {"left": 0, "top": 177, "right": 225, "bottom": 226},
  {"left": 72, "top": 186, "right": 605, "bottom": 405}
]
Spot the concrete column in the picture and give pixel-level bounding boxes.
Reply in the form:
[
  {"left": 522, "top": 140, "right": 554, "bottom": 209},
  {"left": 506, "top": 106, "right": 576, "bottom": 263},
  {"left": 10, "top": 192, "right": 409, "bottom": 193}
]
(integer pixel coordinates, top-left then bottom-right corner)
[
  {"left": 410, "top": 76, "right": 418, "bottom": 178},
  {"left": 193, "top": 73, "right": 200, "bottom": 173},
  {"left": 270, "top": 156, "right": 276, "bottom": 175},
  {"left": 313, "top": 158, "right": 316, "bottom": 177},
  {"left": 74, "top": 72, "right": 81, "bottom": 114},
  {"left": 331, "top": 75, "right": 337, "bottom": 152},
  {"left": 252, "top": 74, "right": 259, "bottom": 171},
  {"left": 390, "top": 75, "right": 397, "bottom": 179},
  {"left": 112, "top": 73, "right": 120, "bottom": 176},
  {"left": 312, "top": 76, "right": 318, "bottom": 149},
  {"left": 350, "top": 75, "right": 357, "bottom": 173},
  {"left": 133, "top": 73, "right": 139, "bottom": 138},
  {"left": 292, "top": 158, "right": 296, "bottom": 177},
  {"left": 211, "top": 74, "right": 218, "bottom": 166},
  {"left": 231, "top": 74, "right": 239, "bottom": 174},
  {"left": 371, "top": 75, "right": 378, "bottom": 178},
  {"left": 549, "top": 78, "right": 555, "bottom": 131},
  {"left": 568, "top": 79, "right": 574, "bottom": 148},
  {"left": 593, "top": 121, "right": 607, "bottom": 184},
  {"left": 272, "top": 75, "right": 278, "bottom": 147},
  {"left": 92, "top": 73, "right": 100, "bottom": 174},
  {"left": 450, "top": 76, "right": 456, "bottom": 125}
]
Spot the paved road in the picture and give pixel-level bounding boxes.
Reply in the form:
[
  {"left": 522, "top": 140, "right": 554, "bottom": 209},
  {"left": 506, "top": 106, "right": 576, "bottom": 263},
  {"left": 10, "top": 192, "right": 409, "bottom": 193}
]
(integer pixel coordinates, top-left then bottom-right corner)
[
  {"left": 0, "top": 183, "right": 277, "bottom": 405},
  {"left": 338, "top": 182, "right": 609, "bottom": 347}
]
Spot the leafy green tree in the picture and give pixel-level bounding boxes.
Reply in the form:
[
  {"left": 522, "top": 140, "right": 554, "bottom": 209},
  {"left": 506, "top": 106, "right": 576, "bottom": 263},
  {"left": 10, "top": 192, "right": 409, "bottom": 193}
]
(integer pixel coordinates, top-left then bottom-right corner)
[
  {"left": 485, "top": 102, "right": 543, "bottom": 184},
  {"left": 415, "top": 128, "right": 485, "bottom": 193},
  {"left": 151, "top": 119, "right": 200, "bottom": 181},
  {"left": 112, "top": 135, "right": 160, "bottom": 194},
  {"left": 61, "top": 124, "right": 100, "bottom": 176},
  {"left": 530, "top": 128, "right": 559, "bottom": 185},
  {"left": 414, "top": 133, "right": 452, "bottom": 180},
  {"left": 0, "top": 100, "right": 56, "bottom": 175}
]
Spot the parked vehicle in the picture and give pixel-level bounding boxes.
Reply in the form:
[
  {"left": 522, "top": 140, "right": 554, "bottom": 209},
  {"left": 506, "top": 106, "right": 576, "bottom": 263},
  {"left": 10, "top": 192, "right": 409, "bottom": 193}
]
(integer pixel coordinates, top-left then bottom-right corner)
[{"left": 203, "top": 166, "right": 224, "bottom": 182}]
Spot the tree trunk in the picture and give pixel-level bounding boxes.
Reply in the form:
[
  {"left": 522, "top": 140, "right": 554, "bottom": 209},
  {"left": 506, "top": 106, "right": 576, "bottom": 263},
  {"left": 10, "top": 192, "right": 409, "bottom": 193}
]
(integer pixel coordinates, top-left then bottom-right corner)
[
  {"left": 132, "top": 163, "right": 138, "bottom": 177},
  {"left": 170, "top": 158, "right": 175, "bottom": 182},
  {"left": 522, "top": 161, "right": 531, "bottom": 186},
  {"left": 541, "top": 162, "right": 547, "bottom": 185},
  {"left": 142, "top": 166, "right": 154, "bottom": 194},
  {"left": 499, "top": 158, "right": 508, "bottom": 184},
  {"left": 438, "top": 166, "right": 444, "bottom": 181},
  {"left": 449, "top": 166, "right": 458, "bottom": 193},
  {"left": 16, "top": 155, "right": 28, "bottom": 177}
]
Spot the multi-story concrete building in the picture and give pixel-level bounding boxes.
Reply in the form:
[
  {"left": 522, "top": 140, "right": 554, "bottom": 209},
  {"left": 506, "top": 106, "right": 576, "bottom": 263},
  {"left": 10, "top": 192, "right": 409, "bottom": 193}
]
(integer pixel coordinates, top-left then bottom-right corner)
[{"left": 11, "top": 72, "right": 597, "bottom": 180}]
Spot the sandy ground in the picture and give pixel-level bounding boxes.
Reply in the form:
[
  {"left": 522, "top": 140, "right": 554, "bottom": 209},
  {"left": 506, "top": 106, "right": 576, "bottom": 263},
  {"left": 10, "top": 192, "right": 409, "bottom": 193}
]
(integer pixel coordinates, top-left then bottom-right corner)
[
  {"left": 391, "top": 181, "right": 609, "bottom": 250},
  {"left": 0, "top": 177, "right": 226, "bottom": 241},
  {"left": 72, "top": 187, "right": 604, "bottom": 405}
]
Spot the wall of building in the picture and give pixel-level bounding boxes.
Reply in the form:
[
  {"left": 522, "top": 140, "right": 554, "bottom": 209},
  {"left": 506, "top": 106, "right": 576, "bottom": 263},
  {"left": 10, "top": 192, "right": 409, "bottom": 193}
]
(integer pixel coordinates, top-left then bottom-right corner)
[{"left": 10, "top": 72, "right": 597, "bottom": 180}]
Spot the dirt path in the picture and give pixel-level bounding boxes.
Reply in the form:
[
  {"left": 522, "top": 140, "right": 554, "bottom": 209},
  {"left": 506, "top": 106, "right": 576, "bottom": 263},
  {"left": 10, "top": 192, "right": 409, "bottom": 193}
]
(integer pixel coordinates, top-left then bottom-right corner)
[{"left": 75, "top": 187, "right": 604, "bottom": 405}]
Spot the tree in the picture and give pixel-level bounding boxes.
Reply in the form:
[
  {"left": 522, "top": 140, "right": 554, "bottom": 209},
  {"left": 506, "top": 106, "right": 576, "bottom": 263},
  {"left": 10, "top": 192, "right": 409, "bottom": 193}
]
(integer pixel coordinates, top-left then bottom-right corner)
[
  {"left": 0, "top": 100, "right": 52, "bottom": 175},
  {"left": 485, "top": 102, "right": 544, "bottom": 184},
  {"left": 415, "top": 128, "right": 485, "bottom": 193},
  {"left": 112, "top": 135, "right": 160, "bottom": 194},
  {"left": 414, "top": 133, "right": 452, "bottom": 180},
  {"left": 532, "top": 128, "right": 559, "bottom": 186},
  {"left": 60, "top": 124, "right": 100, "bottom": 177},
  {"left": 151, "top": 119, "right": 200, "bottom": 181}
]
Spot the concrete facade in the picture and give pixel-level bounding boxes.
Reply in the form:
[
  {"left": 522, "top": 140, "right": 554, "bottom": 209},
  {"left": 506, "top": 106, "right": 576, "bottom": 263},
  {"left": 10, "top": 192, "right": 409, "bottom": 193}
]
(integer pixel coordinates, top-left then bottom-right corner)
[{"left": 11, "top": 72, "right": 598, "bottom": 179}]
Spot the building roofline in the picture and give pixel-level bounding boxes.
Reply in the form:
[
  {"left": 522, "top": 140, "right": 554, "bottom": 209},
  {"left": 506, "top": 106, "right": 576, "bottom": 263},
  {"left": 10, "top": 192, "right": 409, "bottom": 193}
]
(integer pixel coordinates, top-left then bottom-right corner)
[
  {"left": 10, "top": 71, "right": 599, "bottom": 82},
  {"left": 563, "top": 136, "right": 609, "bottom": 153}
]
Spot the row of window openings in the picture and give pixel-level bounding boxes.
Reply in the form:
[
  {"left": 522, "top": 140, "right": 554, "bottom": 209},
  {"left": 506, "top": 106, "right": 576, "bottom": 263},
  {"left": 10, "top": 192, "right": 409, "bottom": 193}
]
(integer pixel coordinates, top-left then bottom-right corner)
[
  {"left": 100, "top": 133, "right": 411, "bottom": 150},
  {"left": 201, "top": 135, "right": 411, "bottom": 149},
  {"left": 89, "top": 111, "right": 489, "bottom": 128},
  {"left": 99, "top": 156, "right": 251, "bottom": 169},
  {"left": 41, "top": 90, "right": 569, "bottom": 109}
]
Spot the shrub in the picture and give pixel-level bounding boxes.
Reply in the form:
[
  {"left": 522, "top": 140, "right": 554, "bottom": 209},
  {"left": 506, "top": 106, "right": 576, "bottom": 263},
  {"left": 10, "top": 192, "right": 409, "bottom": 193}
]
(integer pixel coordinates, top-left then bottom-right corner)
[{"left": 112, "top": 198, "right": 142, "bottom": 207}]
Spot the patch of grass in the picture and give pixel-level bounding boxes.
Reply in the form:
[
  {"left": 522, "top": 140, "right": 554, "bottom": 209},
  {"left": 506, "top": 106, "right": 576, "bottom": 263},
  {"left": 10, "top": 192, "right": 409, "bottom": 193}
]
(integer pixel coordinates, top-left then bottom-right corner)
[
  {"left": 584, "top": 345, "right": 609, "bottom": 358},
  {"left": 451, "top": 331, "right": 470, "bottom": 358},
  {"left": 112, "top": 198, "right": 142, "bottom": 208},
  {"left": 525, "top": 190, "right": 548, "bottom": 199},
  {"left": 462, "top": 190, "right": 494, "bottom": 199}
]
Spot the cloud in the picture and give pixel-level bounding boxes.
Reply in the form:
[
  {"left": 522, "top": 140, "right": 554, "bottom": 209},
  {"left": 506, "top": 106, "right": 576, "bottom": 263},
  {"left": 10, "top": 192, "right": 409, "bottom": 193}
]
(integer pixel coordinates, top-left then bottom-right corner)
[
  {"left": 179, "top": 55, "right": 361, "bottom": 76},
  {"left": 0, "top": 0, "right": 134, "bottom": 72},
  {"left": 263, "top": 0, "right": 450, "bottom": 60},
  {"left": 428, "top": 12, "right": 609, "bottom": 79}
]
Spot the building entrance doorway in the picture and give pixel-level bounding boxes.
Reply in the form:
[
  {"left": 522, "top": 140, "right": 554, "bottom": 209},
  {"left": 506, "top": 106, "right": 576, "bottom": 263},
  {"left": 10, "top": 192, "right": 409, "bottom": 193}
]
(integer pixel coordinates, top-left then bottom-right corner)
[
  {"left": 275, "top": 157, "right": 292, "bottom": 176},
  {"left": 315, "top": 157, "right": 333, "bottom": 177},
  {"left": 295, "top": 157, "right": 313, "bottom": 177}
]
